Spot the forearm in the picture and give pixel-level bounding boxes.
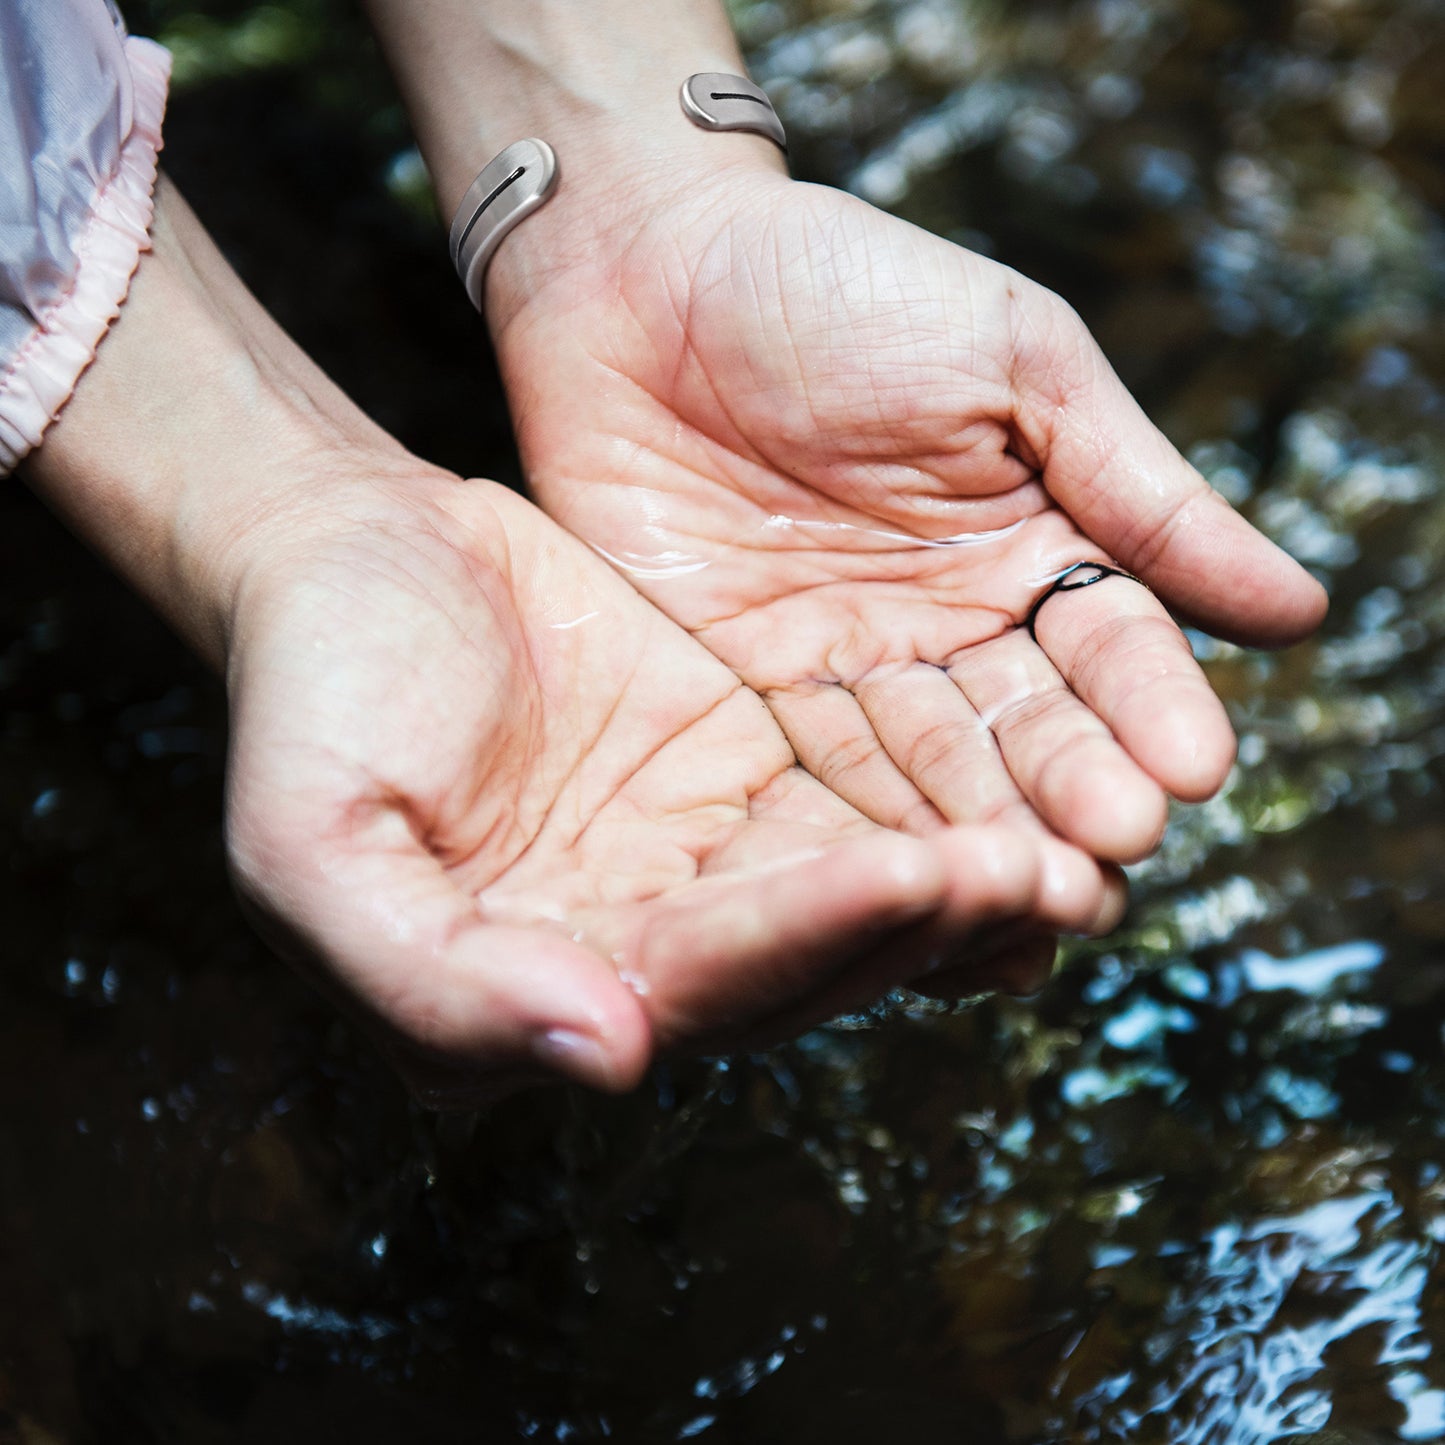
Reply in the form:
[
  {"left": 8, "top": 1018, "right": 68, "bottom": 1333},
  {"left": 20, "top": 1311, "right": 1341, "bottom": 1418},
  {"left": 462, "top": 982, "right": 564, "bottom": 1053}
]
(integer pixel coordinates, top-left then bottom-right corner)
[
  {"left": 362, "top": 0, "right": 787, "bottom": 320},
  {"left": 20, "top": 178, "right": 405, "bottom": 667}
]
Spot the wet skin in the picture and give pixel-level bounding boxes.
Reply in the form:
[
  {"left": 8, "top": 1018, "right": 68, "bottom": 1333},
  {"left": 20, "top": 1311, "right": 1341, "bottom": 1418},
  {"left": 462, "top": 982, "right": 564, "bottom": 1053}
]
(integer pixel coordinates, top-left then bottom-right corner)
[
  {"left": 21, "top": 184, "right": 1119, "bottom": 1102},
  {"left": 493, "top": 170, "right": 1328, "bottom": 863},
  {"left": 226, "top": 470, "right": 1126, "bottom": 1101}
]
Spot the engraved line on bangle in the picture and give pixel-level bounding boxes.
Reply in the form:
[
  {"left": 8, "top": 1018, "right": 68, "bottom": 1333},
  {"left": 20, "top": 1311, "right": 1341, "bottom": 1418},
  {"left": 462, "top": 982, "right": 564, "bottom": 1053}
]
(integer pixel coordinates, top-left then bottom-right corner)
[
  {"left": 448, "top": 138, "right": 560, "bottom": 310},
  {"left": 454, "top": 166, "right": 527, "bottom": 260},
  {"left": 681, "top": 72, "right": 788, "bottom": 152}
]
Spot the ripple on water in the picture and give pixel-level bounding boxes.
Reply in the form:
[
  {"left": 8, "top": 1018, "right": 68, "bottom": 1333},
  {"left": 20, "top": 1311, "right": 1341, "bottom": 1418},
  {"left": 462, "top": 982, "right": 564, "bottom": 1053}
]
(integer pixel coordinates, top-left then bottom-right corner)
[{"left": 5, "top": 0, "right": 1445, "bottom": 1440}]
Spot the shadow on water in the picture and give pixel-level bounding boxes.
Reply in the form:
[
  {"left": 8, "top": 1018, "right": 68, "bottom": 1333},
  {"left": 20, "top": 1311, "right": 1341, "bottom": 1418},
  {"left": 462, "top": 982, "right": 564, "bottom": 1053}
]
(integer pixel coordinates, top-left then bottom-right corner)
[{"left": 4, "top": 0, "right": 1445, "bottom": 1440}]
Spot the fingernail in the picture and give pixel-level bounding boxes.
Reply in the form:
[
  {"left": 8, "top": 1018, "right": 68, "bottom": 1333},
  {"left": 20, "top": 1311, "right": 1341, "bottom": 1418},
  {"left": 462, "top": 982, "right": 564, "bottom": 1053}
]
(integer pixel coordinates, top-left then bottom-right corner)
[{"left": 532, "top": 1027, "right": 615, "bottom": 1087}]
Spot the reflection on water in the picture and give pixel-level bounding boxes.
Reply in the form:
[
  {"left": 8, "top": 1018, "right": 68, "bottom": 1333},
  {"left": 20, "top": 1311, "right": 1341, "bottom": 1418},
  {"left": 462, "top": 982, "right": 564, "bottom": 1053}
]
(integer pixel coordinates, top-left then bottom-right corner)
[{"left": 4, "top": 0, "right": 1445, "bottom": 1440}]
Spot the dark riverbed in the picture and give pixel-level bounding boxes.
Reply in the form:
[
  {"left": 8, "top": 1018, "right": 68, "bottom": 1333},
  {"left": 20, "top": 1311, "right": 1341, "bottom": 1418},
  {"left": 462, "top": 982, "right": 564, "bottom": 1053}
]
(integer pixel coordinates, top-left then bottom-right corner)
[{"left": 4, "top": 0, "right": 1445, "bottom": 1440}]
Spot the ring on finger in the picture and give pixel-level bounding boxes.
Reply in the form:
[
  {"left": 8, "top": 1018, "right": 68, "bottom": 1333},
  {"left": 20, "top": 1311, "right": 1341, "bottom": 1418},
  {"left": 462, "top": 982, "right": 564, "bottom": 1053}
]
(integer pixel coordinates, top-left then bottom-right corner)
[{"left": 1024, "top": 562, "right": 1149, "bottom": 643}]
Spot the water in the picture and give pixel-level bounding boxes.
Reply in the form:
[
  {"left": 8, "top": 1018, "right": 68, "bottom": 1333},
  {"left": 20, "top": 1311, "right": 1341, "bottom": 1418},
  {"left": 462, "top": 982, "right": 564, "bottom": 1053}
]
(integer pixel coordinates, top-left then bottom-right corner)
[{"left": 4, "top": 0, "right": 1445, "bottom": 1439}]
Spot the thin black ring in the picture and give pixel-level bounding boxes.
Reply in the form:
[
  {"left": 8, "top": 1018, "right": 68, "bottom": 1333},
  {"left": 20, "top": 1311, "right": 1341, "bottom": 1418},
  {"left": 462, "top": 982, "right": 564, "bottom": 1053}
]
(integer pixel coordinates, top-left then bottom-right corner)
[{"left": 1024, "top": 562, "right": 1147, "bottom": 643}]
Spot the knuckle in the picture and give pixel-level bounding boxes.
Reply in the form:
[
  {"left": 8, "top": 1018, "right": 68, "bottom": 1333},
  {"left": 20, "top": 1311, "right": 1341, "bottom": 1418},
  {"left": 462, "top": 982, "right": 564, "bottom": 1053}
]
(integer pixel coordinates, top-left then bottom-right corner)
[
  {"left": 991, "top": 682, "right": 1074, "bottom": 740},
  {"left": 818, "top": 731, "right": 878, "bottom": 787},
  {"left": 1035, "top": 724, "right": 1108, "bottom": 798},
  {"left": 1120, "top": 509, "right": 1183, "bottom": 578},
  {"left": 897, "top": 797, "right": 947, "bottom": 835},
  {"left": 1007, "top": 275, "right": 1087, "bottom": 360},
  {"left": 1066, "top": 610, "right": 1144, "bottom": 689},
  {"left": 906, "top": 717, "right": 971, "bottom": 778},
  {"left": 1072, "top": 612, "right": 1186, "bottom": 698}
]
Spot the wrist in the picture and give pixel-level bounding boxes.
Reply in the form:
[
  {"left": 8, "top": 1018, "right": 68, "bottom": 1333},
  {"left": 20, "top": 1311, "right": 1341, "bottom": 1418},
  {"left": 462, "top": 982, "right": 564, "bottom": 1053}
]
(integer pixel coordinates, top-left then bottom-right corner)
[
  {"left": 21, "top": 179, "right": 410, "bottom": 669},
  {"left": 363, "top": 0, "right": 788, "bottom": 332},
  {"left": 366, "top": 0, "right": 775, "bottom": 205},
  {"left": 482, "top": 137, "right": 787, "bottom": 337}
]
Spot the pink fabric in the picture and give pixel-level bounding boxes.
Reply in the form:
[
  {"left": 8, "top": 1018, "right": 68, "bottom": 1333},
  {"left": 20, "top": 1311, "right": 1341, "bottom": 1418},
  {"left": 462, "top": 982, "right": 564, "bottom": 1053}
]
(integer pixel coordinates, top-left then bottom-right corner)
[{"left": 0, "top": 36, "right": 170, "bottom": 475}]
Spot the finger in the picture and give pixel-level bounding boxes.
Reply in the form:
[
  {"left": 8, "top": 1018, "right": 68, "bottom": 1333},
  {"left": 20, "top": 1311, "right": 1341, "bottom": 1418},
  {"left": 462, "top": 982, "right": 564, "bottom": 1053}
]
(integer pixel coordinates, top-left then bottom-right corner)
[
  {"left": 764, "top": 680, "right": 947, "bottom": 834},
  {"left": 707, "top": 832, "right": 1121, "bottom": 1052},
  {"left": 230, "top": 803, "right": 653, "bottom": 1096},
  {"left": 946, "top": 630, "right": 1170, "bottom": 863},
  {"left": 853, "top": 661, "right": 1040, "bottom": 829},
  {"left": 1032, "top": 838, "right": 1129, "bottom": 938},
  {"left": 682, "top": 823, "right": 1052, "bottom": 1052},
  {"left": 1007, "top": 284, "right": 1328, "bottom": 646},
  {"left": 614, "top": 830, "right": 954, "bottom": 1049},
  {"left": 921, "top": 826, "right": 1120, "bottom": 960},
  {"left": 718, "top": 761, "right": 1123, "bottom": 940},
  {"left": 1029, "top": 568, "right": 1237, "bottom": 802},
  {"left": 846, "top": 664, "right": 1132, "bottom": 930}
]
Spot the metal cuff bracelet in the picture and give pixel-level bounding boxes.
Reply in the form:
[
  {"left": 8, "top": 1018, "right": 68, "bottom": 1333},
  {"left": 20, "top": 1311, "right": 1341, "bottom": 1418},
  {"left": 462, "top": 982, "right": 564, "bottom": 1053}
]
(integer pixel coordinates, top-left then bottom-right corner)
[
  {"left": 448, "top": 77, "right": 782, "bottom": 309},
  {"left": 680, "top": 73, "right": 787, "bottom": 151},
  {"left": 448, "top": 138, "right": 559, "bottom": 312}
]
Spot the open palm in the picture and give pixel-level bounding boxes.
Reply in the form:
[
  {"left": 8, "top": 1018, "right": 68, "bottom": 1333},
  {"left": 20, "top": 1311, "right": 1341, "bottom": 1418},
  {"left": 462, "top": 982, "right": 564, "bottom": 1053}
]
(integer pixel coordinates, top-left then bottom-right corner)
[
  {"left": 224, "top": 467, "right": 1117, "bottom": 1101},
  {"left": 496, "top": 172, "right": 1326, "bottom": 864}
]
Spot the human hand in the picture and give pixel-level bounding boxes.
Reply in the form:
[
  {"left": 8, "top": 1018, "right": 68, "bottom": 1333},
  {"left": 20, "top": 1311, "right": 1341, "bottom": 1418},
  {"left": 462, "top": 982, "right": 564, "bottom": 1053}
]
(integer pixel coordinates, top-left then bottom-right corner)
[
  {"left": 24, "top": 181, "right": 1124, "bottom": 1102},
  {"left": 489, "top": 169, "right": 1328, "bottom": 864},
  {"left": 223, "top": 466, "right": 1123, "bottom": 1102}
]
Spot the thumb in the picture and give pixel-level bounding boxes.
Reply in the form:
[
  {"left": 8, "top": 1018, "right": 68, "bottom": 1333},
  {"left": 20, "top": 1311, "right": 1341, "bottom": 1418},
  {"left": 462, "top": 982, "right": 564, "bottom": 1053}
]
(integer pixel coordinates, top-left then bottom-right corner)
[
  {"left": 1007, "top": 283, "right": 1328, "bottom": 647},
  {"left": 229, "top": 803, "right": 653, "bottom": 1100}
]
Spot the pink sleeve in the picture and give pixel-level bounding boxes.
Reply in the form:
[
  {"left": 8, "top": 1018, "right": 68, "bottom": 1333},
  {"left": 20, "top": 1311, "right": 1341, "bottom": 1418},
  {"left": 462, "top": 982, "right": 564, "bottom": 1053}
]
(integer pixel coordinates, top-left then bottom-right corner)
[{"left": 0, "top": 33, "right": 171, "bottom": 475}]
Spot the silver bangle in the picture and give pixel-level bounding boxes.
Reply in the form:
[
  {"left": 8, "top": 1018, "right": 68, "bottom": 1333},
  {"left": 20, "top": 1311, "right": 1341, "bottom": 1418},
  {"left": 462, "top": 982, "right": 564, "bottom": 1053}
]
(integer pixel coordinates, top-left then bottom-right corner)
[
  {"left": 446, "top": 79, "right": 779, "bottom": 310},
  {"left": 680, "top": 73, "right": 787, "bottom": 152},
  {"left": 447, "top": 138, "right": 559, "bottom": 312}
]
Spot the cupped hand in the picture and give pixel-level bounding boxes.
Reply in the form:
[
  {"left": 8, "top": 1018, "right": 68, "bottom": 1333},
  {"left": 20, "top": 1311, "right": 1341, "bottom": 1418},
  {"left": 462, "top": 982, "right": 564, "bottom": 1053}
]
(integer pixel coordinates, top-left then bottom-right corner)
[
  {"left": 492, "top": 169, "right": 1328, "bottom": 863},
  {"left": 223, "top": 464, "right": 1122, "bottom": 1103}
]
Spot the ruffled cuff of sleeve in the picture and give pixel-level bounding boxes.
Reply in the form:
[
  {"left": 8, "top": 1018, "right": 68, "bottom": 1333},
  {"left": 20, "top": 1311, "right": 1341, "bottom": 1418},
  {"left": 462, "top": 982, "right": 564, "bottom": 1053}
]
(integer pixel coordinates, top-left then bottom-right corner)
[{"left": 0, "top": 36, "right": 171, "bottom": 476}]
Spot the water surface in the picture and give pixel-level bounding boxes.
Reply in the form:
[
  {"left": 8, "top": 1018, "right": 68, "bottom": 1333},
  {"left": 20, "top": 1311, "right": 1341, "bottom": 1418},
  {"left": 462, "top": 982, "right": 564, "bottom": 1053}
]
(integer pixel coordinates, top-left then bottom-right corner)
[{"left": 4, "top": 0, "right": 1445, "bottom": 1440}]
